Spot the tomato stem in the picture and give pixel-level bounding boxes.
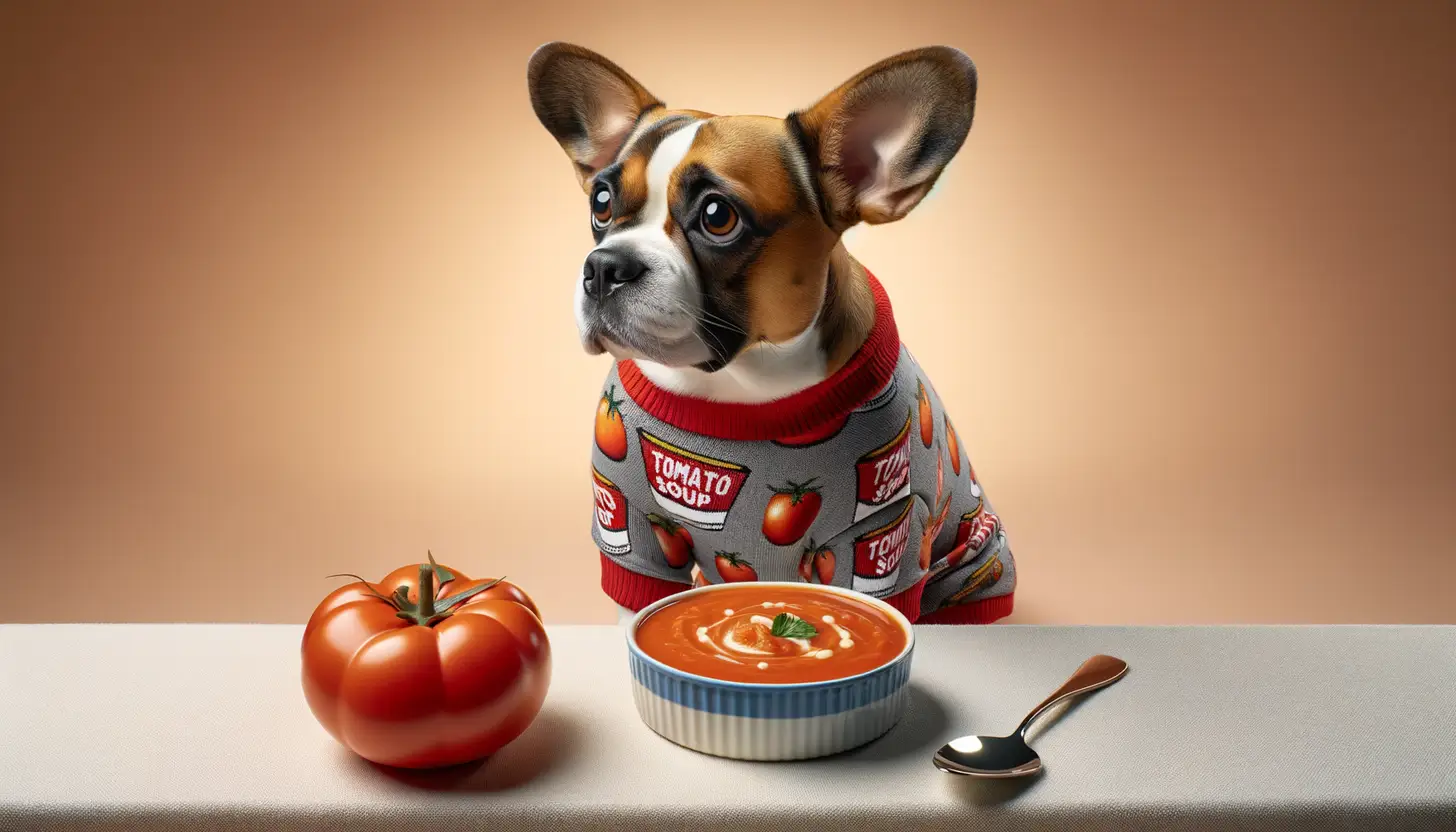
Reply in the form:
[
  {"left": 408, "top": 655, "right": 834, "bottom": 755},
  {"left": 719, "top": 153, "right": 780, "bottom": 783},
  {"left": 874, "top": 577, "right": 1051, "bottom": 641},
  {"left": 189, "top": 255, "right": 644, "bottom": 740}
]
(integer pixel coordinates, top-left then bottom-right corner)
[
  {"left": 331, "top": 555, "right": 508, "bottom": 627},
  {"left": 415, "top": 563, "right": 438, "bottom": 620},
  {"left": 768, "top": 477, "right": 821, "bottom": 503},
  {"left": 394, "top": 563, "right": 444, "bottom": 626}
]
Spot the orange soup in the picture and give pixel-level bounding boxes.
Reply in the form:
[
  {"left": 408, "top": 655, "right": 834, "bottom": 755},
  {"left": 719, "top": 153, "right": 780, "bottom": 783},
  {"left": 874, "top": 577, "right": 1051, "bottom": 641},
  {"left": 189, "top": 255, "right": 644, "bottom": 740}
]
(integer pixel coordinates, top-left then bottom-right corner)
[{"left": 634, "top": 585, "right": 909, "bottom": 684}]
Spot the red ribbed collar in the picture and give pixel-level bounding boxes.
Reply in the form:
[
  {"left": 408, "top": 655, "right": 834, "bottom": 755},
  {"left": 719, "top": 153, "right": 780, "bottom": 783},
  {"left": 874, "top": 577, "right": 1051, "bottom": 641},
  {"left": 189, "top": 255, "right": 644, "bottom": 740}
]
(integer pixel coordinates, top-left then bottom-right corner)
[{"left": 616, "top": 272, "right": 901, "bottom": 441}]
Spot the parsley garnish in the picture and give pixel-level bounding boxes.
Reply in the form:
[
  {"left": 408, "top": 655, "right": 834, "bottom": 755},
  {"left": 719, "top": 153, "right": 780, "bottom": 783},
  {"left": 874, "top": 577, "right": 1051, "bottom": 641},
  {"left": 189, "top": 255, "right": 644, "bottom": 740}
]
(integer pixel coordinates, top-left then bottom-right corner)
[{"left": 769, "top": 613, "right": 818, "bottom": 639}]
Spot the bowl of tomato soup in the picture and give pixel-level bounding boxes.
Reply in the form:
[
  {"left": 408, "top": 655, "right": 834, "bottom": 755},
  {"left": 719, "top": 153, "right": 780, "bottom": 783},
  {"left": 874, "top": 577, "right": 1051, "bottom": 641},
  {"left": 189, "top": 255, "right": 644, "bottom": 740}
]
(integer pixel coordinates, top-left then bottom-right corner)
[{"left": 627, "top": 582, "right": 914, "bottom": 760}]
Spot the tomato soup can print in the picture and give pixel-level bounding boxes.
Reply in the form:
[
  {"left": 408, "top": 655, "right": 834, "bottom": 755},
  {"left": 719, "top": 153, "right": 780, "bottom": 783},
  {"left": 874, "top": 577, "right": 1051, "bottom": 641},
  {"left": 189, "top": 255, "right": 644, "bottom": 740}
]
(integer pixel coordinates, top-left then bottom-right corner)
[
  {"left": 639, "top": 430, "right": 750, "bottom": 531},
  {"left": 592, "top": 468, "right": 631, "bottom": 556},
  {"left": 852, "top": 501, "right": 913, "bottom": 597},
  {"left": 853, "top": 409, "right": 913, "bottom": 522}
]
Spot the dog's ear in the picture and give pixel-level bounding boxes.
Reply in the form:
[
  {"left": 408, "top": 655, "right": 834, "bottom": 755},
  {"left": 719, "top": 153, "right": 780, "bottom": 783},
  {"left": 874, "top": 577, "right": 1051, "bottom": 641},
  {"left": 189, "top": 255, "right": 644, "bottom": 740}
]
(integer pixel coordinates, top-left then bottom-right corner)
[
  {"left": 789, "top": 46, "right": 976, "bottom": 228},
  {"left": 527, "top": 42, "right": 664, "bottom": 190}
]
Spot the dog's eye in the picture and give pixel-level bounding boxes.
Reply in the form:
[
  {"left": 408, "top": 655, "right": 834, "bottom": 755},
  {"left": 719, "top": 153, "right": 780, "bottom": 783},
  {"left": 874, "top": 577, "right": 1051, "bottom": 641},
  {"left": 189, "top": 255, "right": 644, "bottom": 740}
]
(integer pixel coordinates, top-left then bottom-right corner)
[
  {"left": 700, "top": 197, "right": 739, "bottom": 237},
  {"left": 591, "top": 184, "right": 613, "bottom": 227}
]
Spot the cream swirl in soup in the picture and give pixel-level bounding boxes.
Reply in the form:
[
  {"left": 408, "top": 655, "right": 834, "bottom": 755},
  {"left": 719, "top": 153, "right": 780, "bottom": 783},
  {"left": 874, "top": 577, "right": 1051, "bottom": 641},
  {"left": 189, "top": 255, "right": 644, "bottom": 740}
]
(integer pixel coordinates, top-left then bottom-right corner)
[{"left": 635, "top": 586, "right": 907, "bottom": 684}]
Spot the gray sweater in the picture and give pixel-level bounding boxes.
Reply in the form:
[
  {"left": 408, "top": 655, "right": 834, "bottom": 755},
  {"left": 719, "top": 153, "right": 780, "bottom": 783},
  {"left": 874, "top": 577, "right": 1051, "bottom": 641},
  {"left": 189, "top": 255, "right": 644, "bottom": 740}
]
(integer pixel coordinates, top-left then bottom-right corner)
[{"left": 590, "top": 275, "right": 1016, "bottom": 624}]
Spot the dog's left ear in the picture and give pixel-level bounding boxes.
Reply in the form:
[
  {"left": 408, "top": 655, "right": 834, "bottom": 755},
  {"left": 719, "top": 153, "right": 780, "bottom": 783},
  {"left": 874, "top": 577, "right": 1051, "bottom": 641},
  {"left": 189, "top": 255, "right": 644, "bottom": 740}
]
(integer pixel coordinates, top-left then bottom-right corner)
[
  {"left": 789, "top": 46, "right": 976, "bottom": 229},
  {"left": 527, "top": 42, "right": 664, "bottom": 190}
]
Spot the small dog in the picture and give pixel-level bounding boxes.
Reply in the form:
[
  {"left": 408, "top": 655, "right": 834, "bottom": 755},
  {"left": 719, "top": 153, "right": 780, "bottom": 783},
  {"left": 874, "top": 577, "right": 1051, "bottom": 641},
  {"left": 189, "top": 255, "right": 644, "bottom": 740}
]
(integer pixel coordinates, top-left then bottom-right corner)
[{"left": 527, "top": 43, "right": 1015, "bottom": 625}]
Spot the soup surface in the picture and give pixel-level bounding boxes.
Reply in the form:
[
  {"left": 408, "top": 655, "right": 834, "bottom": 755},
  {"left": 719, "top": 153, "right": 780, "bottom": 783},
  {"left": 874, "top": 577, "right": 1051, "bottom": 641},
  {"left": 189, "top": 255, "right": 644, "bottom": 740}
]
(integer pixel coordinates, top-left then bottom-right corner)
[{"left": 634, "top": 585, "right": 909, "bottom": 684}]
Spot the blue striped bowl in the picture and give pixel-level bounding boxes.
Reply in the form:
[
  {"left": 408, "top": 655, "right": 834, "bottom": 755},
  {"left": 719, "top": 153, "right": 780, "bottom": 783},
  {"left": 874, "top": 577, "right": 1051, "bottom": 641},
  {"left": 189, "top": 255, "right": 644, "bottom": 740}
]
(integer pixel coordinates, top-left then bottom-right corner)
[{"left": 626, "top": 582, "right": 915, "bottom": 761}]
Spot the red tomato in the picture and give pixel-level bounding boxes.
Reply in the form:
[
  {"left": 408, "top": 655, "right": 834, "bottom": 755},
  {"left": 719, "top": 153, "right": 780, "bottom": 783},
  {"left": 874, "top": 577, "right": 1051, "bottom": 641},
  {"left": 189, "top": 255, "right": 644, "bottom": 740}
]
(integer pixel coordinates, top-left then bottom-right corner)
[
  {"left": 648, "top": 513, "right": 694, "bottom": 569},
  {"left": 798, "top": 549, "right": 815, "bottom": 582},
  {"left": 762, "top": 478, "right": 822, "bottom": 546},
  {"left": 714, "top": 552, "right": 757, "bottom": 582},
  {"left": 917, "top": 381, "right": 934, "bottom": 448},
  {"left": 691, "top": 563, "right": 710, "bottom": 588},
  {"left": 301, "top": 554, "right": 551, "bottom": 770},
  {"left": 813, "top": 545, "right": 836, "bottom": 585},
  {"left": 595, "top": 386, "right": 628, "bottom": 461},
  {"left": 799, "top": 539, "right": 835, "bottom": 583}
]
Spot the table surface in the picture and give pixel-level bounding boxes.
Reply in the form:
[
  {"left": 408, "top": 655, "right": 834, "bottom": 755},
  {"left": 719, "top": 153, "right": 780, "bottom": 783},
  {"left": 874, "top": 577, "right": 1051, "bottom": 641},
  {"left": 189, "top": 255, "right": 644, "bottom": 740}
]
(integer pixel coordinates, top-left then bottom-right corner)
[{"left": 2, "top": 623, "right": 1454, "bottom": 832}]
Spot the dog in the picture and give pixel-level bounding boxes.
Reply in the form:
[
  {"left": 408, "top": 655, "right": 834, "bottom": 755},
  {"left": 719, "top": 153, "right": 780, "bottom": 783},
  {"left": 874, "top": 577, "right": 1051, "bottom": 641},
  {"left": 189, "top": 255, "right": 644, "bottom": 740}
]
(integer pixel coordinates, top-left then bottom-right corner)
[{"left": 527, "top": 42, "right": 1016, "bottom": 626}]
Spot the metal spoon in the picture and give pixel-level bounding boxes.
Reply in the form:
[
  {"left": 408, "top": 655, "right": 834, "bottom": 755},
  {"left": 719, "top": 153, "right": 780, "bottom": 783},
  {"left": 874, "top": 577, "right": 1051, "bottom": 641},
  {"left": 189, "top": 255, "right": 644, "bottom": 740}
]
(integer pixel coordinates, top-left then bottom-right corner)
[{"left": 934, "top": 654, "right": 1129, "bottom": 777}]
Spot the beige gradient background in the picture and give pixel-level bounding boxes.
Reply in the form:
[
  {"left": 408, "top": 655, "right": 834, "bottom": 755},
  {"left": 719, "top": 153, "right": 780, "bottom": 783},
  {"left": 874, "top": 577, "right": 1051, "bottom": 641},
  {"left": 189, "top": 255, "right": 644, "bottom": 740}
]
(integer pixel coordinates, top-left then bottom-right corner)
[{"left": 1, "top": 1, "right": 1452, "bottom": 625}]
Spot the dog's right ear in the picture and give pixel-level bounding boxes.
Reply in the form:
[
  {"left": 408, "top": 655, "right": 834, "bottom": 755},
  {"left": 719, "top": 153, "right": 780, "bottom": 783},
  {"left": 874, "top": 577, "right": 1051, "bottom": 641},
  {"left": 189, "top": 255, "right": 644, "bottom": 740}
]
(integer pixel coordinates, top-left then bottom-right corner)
[{"left": 527, "top": 42, "right": 664, "bottom": 191}]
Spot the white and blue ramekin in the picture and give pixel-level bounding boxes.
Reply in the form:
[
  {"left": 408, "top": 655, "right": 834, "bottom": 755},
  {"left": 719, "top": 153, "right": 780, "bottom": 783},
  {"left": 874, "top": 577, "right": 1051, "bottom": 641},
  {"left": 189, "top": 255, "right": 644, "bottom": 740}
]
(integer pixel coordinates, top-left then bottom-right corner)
[{"left": 626, "top": 582, "right": 915, "bottom": 761}]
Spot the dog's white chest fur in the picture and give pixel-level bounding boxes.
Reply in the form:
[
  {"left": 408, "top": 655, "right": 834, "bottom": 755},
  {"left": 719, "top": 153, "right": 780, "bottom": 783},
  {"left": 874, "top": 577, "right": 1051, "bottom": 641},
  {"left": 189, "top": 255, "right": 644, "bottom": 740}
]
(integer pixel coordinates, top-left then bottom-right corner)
[{"left": 635, "top": 295, "right": 829, "bottom": 403}]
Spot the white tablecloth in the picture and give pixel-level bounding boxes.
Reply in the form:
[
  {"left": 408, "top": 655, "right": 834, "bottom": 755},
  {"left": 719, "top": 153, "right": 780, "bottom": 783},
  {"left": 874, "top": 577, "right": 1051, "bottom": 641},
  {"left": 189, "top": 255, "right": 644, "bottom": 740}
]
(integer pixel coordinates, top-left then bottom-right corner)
[{"left": 1, "top": 623, "right": 1453, "bottom": 831}]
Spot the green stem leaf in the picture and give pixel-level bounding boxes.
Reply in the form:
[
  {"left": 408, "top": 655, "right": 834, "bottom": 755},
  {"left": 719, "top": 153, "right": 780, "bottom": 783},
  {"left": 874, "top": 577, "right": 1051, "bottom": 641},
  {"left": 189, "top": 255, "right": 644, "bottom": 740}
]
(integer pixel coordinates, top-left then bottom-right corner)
[
  {"left": 392, "top": 585, "right": 413, "bottom": 610},
  {"left": 325, "top": 573, "right": 400, "bottom": 609},
  {"left": 602, "top": 386, "right": 624, "bottom": 420},
  {"left": 434, "top": 576, "right": 507, "bottom": 613},
  {"left": 426, "top": 550, "right": 455, "bottom": 586},
  {"left": 768, "top": 477, "right": 822, "bottom": 502}
]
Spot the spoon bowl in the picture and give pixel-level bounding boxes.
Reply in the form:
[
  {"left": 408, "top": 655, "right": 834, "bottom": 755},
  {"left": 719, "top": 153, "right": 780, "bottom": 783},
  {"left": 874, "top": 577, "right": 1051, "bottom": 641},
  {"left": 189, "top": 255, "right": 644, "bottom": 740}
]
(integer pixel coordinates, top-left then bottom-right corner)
[
  {"left": 935, "top": 733, "right": 1042, "bottom": 777},
  {"left": 934, "top": 654, "right": 1128, "bottom": 778}
]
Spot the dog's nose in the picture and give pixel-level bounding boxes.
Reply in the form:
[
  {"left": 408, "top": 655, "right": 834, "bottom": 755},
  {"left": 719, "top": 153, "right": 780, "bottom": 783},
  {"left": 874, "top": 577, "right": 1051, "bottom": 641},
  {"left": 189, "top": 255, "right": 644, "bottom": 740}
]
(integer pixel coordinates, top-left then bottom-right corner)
[{"left": 582, "top": 249, "right": 646, "bottom": 299}]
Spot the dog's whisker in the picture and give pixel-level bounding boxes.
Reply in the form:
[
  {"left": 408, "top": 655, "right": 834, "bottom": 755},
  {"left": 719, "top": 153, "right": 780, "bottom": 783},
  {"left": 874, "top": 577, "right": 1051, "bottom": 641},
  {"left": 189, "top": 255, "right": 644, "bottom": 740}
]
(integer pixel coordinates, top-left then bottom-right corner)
[
  {"left": 699, "top": 325, "right": 730, "bottom": 360},
  {"left": 671, "top": 301, "right": 749, "bottom": 338},
  {"left": 693, "top": 310, "right": 748, "bottom": 335}
]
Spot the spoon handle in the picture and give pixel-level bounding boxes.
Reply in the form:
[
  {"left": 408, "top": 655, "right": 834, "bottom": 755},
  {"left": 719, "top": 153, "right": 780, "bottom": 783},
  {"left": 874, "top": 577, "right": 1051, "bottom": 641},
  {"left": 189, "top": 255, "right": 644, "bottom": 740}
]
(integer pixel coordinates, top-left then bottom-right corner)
[{"left": 1016, "top": 654, "right": 1128, "bottom": 736}]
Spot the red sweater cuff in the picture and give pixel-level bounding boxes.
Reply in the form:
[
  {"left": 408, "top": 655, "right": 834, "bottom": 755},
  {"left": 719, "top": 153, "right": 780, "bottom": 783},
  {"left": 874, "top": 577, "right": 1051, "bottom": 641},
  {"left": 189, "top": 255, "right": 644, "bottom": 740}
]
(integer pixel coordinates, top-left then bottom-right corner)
[
  {"left": 600, "top": 554, "right": 691, "bottom": 612},
  {"left": 917, "top": 592, "right": 1015, "bottom": 625},
  {"left": 882, "top": 577, "right": 927, "bottom": 623}
]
